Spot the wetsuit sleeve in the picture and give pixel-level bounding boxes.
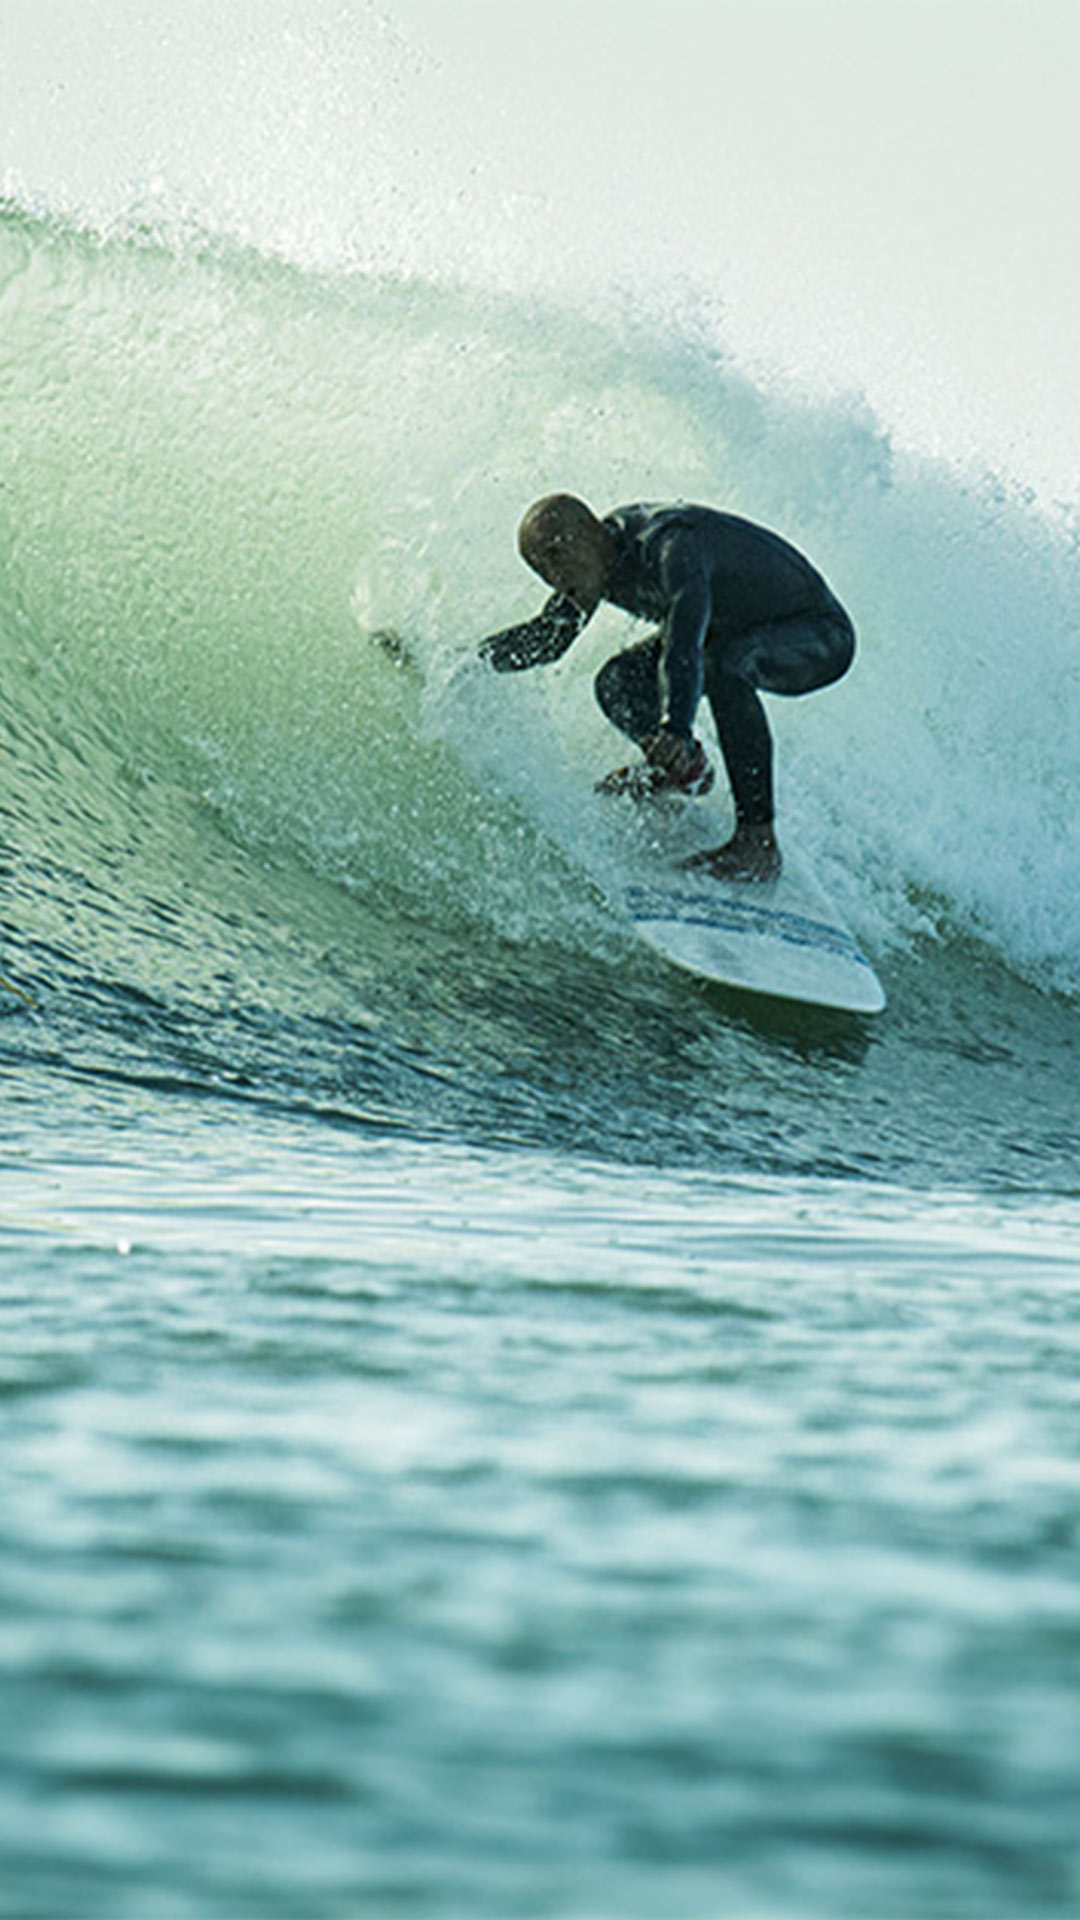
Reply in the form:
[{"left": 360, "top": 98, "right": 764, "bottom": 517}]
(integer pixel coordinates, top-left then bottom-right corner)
[
  {"left": 478, "top": 594, "right": 589, "bottom": 672},
  {"left": 656, "top": 536, "right": 711, "bottom": 736}
]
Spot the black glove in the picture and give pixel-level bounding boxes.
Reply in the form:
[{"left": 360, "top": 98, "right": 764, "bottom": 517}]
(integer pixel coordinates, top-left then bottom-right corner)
[
  {"left": 642, "top": 730, "right": 715, "bottom": 795},
  {"left": 478, "top": 595, "right": 586, "bottom": 672}
]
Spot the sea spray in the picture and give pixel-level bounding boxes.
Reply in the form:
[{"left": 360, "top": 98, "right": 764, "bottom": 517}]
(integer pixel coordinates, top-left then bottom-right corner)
[{"left": 4, "top": 200, "right": 1079, "bottom": 996}]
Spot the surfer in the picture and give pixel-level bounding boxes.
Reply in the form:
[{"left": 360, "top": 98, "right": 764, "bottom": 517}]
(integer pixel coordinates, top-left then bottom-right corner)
[{"left": 479, "top": 495, "right": 855, "bottom": 882}]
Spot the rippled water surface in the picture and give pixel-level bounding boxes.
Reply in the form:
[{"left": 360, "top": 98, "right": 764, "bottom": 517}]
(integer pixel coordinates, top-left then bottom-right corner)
[{"left": 3, "top": 1097, "right": 1079, "bottom": 1920}]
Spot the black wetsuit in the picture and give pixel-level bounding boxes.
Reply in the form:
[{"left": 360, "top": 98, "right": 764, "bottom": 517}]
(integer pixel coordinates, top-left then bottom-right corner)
[{"left": 480, "top": 503, "right": 855, "bottom": 825}]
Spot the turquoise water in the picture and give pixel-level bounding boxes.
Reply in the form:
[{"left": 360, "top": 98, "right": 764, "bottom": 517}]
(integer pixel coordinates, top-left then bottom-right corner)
[
  {"left": 2, "top": 174, "right": 1080, "bottom": 1918},
  {"left": 3, "top": 1103, "right": 1080, "bottom": 1919}
]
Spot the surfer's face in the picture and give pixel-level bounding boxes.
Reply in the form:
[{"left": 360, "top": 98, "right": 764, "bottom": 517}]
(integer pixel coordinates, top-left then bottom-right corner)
[{"left": 529, "top": 527, "right": 610, "bottom": 614}]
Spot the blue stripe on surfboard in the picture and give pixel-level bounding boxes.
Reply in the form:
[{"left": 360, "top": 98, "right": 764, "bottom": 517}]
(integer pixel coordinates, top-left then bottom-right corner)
[{"left": 625, "top": 885, "right": 874, "bottom": 971}]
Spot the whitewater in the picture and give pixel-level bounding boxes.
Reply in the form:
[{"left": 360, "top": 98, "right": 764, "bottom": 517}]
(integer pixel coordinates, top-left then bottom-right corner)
[{"left": 2, "top": 4, "right": 1079, "bottom": 1916}]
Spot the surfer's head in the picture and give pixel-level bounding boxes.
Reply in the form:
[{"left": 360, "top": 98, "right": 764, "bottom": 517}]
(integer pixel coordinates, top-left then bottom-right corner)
[{"left": 517, "top": 494, "right": 614, "bottom": 614}]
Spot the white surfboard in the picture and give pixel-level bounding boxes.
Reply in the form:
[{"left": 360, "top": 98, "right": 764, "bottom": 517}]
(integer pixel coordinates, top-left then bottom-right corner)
[{"left": 624, "top": 862, "right": 886, "bottom": 1014}]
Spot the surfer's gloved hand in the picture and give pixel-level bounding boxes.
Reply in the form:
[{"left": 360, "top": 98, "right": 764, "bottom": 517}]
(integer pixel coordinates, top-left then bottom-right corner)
[
  {"left": 596, "top": 730, "right": 715, "bottom": 800},
  {"left": 479, "top": 627, "right": 548, "bottom": 672},
  {"left": 642, "top": 729, "right": 714, "bottom": 793},
  {"left": 479, "top": 596, "right": 586, "bottom": 673}
]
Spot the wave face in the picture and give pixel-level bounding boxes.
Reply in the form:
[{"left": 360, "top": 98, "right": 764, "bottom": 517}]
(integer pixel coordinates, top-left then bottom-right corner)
[{"left": 2, "top": 196, "right": 1078, "bottom": 1187}]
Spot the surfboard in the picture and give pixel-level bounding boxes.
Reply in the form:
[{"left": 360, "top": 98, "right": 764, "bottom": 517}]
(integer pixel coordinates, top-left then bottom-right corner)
[{"left": 624, "top": 861, "right": 886, "bottom": 1014}]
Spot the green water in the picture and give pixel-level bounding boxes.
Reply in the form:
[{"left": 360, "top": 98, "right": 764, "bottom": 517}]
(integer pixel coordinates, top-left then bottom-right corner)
[{"left": 2, "top": 201, "right": 1080, "bottom": 1917}]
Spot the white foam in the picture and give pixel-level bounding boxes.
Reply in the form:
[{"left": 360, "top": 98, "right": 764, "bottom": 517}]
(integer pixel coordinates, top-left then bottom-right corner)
[{"left": 3, "top": 3, "right": 1079, "bottom": 995}]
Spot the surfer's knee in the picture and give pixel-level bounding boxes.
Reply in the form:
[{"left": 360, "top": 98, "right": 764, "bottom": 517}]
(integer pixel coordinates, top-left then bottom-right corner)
[
  {"left": 793, "top": 607, "right": 855, "bottom": 693},
  {"left": 594, "top": 654, "right": 643, "bottom": 740},
  {"left": 594, "top": 640, "right": 663, "bottom": 741},
  {"left": 593, "top": 653, "right": 623, "bottom": 722},
  {"left": 820, "top": 610, "right": 856, "bottom": 688}
]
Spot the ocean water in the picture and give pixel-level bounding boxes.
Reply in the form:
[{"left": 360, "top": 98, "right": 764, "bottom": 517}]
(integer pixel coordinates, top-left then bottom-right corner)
[{"left": 3, "top": 6, "right": 1080, "bottom": 1916}]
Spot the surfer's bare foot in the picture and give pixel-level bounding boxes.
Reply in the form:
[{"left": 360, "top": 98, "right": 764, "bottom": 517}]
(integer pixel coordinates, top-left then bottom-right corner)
[{"left": 682, "top": 823, "right": 781, "bottom": 884}]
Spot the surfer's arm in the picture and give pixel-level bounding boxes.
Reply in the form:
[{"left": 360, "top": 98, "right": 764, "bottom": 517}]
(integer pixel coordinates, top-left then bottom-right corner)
[
  {"left": 478, "top": 593, "right": 589, "bottom": 672},
  {"left": 657, "top": 542, "right": 711, "bottom": 735}
]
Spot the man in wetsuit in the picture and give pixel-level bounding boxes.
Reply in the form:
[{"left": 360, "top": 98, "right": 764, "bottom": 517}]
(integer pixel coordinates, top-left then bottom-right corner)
[{"left": 479, "top": 494, "right": 855, "bottom": 882}]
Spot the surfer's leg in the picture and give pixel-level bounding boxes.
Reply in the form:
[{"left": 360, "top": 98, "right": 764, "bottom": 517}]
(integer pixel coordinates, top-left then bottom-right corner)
[
  {"left": 593, "top": 632, "right": 663, "bottom": 743},
  {"left": 722, "top": 607, "right": 856, "bottom": 698},
  {"left": 704, "top": 670, "right": 775, "bottom": 826},
  {"left": 690, "top": 608, "right": 854, "bottom": 875},
  {"left": 683, "top": 667, "right": 779, "bottom": 880}
]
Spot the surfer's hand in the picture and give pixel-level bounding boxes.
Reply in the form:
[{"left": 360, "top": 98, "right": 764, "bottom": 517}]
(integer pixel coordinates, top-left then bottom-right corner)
[
  {"left": 642, "top": 731, "right": 714, "bottom": 796},
  {"left": 479, "top": 597, "right": 585, "bottom": 673},
  {"left": 479, "top": 629, "right": 534, "bottom": 671}
]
